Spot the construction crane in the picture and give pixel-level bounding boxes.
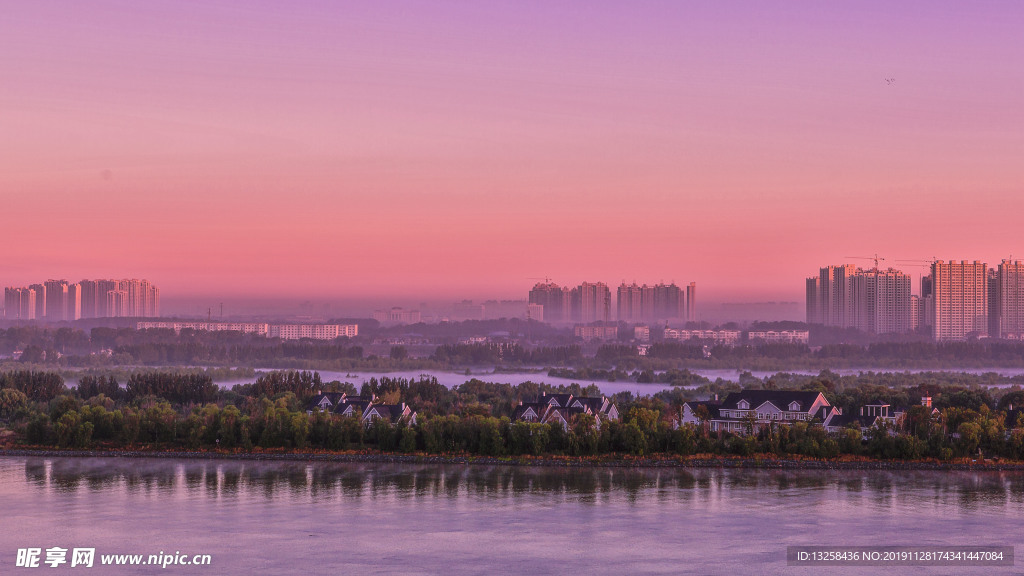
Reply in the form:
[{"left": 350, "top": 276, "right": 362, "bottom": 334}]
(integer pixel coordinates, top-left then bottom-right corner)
[
  {"left": 845, "top": 254, "right": 886, "bottom": 270},
  {"left": 895, "top": 258, "right": 939, "bottom": 294},
  {"left": 895, "top": 258, "right": 938, "bottom": 268}
]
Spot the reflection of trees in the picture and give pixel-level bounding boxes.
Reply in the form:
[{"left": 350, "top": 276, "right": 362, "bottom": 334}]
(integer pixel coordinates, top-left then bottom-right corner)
[{"left": 18, "top": 458, "right": 1024, "bottom": 511}]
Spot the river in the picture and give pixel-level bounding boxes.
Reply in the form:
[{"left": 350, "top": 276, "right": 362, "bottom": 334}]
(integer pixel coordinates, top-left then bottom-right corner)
[
  {"left": 210, "top": 367, "right": 1024, "bottom": 397},
  {"left": 1, "top": 456, "right": 1020, "bottom": 575}
]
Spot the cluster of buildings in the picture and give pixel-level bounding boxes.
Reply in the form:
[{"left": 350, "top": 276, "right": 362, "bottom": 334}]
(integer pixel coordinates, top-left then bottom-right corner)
[
  {"left": 372, "top": 307, "right": 422, "bottom": 325},
  {"left": 306, "top": 393, "right": 416, "bottom": 426},
  {"left": 662, "top": 329, "right": 809, "bottom": 345},
  {"left": 4, "top": 279, "right": 160, "bottom": 321},
  {"left": 807, "top": 260, "right": 1024, "bottom": 341},
  {"left": 678, "top": 390, "right": 940, "bottom": 436},
  {"left": 511, "top": 392, "right": 620, "bottom": 430},
  {"left": 528, "top": 281, "right": 696, "bottom": 325},
  {"left": 136, "top": 321, "right": 358, "bottom": 340}
]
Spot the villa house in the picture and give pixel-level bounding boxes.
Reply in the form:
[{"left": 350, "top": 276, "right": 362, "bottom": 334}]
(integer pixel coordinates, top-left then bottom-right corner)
[
  {"left": 333, "top": 395, "right": 376, "bottom": 419},
  {"left": 513, "top": 393, "right": 619, "bottom": 430},
  {"left": 511, "top": 402, "right": 551, "bottom": 423},
  {"left": 824, "top": 397, "right": 940, "bottom": 434},
  {"left": 306, "top": 392, "right": 348, "bottom": 413},
  {"left": 677, "top": 399, "right": 722, "bottom": 429},
  {"left": 568, "top": 396, "right": 620, "bottom": 421},
  {"left": 361, "top": 403, "right": 417, "bottom": 427},
  {"left": 681, "top": 390, "right": 831, "bottom": 435}
]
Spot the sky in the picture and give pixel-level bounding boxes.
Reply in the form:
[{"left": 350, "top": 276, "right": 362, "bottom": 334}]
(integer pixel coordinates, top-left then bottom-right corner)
[{"left": 3, "top": 1, "right": 1023, "bottom": 305}]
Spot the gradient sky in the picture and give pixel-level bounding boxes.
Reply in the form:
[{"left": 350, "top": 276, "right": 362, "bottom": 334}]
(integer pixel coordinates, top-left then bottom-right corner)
[{"left": 3, "top": 1, "right": 1023, "bottom": 303}]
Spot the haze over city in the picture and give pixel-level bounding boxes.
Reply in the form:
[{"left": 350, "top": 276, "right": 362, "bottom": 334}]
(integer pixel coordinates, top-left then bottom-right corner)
[{"left": 4, "top": 1, "right": 1023, "bottom": 305}]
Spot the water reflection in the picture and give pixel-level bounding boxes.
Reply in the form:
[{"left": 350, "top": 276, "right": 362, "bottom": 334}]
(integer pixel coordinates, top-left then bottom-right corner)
[{"left": 16, "top": 457, "right": 1024, "bottom": 512}]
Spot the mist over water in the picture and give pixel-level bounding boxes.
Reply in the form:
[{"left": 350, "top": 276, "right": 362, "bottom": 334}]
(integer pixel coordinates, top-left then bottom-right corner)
[{"left": 3, "top": 457, "right": 1022, "bottom": 575}]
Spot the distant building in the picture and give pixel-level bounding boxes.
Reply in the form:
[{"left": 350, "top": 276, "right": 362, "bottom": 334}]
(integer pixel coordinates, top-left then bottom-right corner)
[
  {"left": 932, "top": 260, "right": 989, "bottom": 340},
  {"left": 686, "top": 282, "right": 696, "bottom": 321},
  {"left": 616, "top": 282, "right": 685, "bottom": 323},
  {"left": 29, "top": 284, "right": 46, "bottom": 319},
  {"left": 4, "top": 287, "right": 36, "bottom": 320},
  {"left": 997, "top": 260, "right": 1024, "bottom": 338},
  {"left": 634, "top": 325, "right": 650, "bottom": 342},
  {"left": 574, "top": 324, "right": 618, "bottom": 341},
  {"left": 664, "top": 329, "right": 741, "bottom": 345},
  {"left": 137, "top": 321, "right": 357, "bottom": 340},
  {"left": 808, "top": 265, "right": 910, "bottom": 334},
  {"left": 372, "top": 307, "right": 421, "bottom": 325},
  {"left": 44, "top": 280, "right": 70, "bottom": 322},
  {"left": 451, "top": 300, "right": 485, "bottom": 321},
  {"left": 526, "top": 303, "right": 544, "bottom": 322},
  {"left": 805, "top": 277, "right": 820, "bottom": 324},
  {"left": 528, "top": 282, "right": 569, "bottom": 324},
  {"left": 269, "top": 324, "right": 358, "bottom": 340},
  {"left": 570, "top": 282, "right": 611, "bottom": 323},
  {"left": 138, "top": 321, "right": 270, "bottom": 335},
  {"left": 747, "top": 330, "right": 809, "bottom": 344},
  {"left": 6, "top": 278, "right": 159, "bottom": 320}
]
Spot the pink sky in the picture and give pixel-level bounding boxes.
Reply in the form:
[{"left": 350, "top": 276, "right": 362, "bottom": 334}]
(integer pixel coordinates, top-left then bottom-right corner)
[{"left": 3, "top": 1, "right": 1023, "bottom": 303}]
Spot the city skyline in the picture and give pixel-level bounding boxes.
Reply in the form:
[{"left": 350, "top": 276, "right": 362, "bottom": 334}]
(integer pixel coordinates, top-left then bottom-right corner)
[{"left": 3, "top": 2, "right": 1024, "bottom": 302}]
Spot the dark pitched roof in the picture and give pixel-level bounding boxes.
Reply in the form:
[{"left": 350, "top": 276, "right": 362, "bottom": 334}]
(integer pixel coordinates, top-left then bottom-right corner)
[
  {"left": 364, "top": 404, "right": 411, "bottom": 422},
  {"left": 512, "top": 402, "right": 549, "bottom": 420},
  {"left": 683, "top": 400, "right": 721, "bottom": 419},
  {"left": 825, "top": 411, "right": 865, "bottom": 429},
  {"left": 538, "top": 392, "right": 574, "bottom": 407},
  {"left": 573, "top": 397, "right": 604, "bottom": 410},
  {"left": 333, "top": 400, "right": 371, "bottom": 415},
  {"left": 719, "top": 390, "right": 826, "bottom": 412},
  {"left": 307, "top": 392, "right": 346, "bottom": 411}
]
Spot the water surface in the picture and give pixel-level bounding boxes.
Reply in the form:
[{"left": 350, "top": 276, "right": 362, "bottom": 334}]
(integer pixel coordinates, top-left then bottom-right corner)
[{"left": 1, "top": 457, "right": 1021, "bottom": 575}]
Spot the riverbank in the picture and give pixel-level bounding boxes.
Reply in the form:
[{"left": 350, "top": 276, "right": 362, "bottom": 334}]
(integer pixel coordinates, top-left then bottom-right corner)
[{"left": 4, "top": 447, "right": 1024, "bottom": 471}]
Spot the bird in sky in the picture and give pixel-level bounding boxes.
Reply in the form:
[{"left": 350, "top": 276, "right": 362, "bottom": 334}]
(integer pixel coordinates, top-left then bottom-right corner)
[{"left": 885, "top": 78, "right": 896, "bottom": 85}]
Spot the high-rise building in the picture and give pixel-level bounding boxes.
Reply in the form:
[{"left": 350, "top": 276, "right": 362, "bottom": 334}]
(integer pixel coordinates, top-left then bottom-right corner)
[
  {"left": 617, "top": 283, "right": 644, "bottom": 322},
  {"left": 3, "top": 278, "right": 160, "bottom": 321},
  {"left": 817, "top": 265, "right": 856, "bottom": 327},
  {"left": 4, "top": 287, "right": 36, "bottom": 320},
  {"left": 617, "top": 282, "right": 685, "bottom": 323},
  {"left": 528, "top": 282, "right": 569, "bottom": 324},
  {"left": 932, "top": 260, "right": 988, "bottom": 341},
  {"left": 29, "top": 284, "right": 46, "bottom": 319},
  {"left": 571, "top": 282, "right": 611, "bottom": 323},
  {"left": 805, "top": 277, "right": 820, "bottom": 324},
  {"left": 79, "top": 280, "right": 98, "bottom": 319},
  {"left": 810, "top": 265, "right": 910, "bottom": 334},
  {"left": 988, "top": 269, "right": 1000, "bottom": 338},
  {"left": 106, "top": 289, "right": 129, "bottom": 318},
  {"left": 910, "top": 295, "right": 922, "bottom": 331},
  {"left": 997, "top": 260, "right": 1024, "bottom": 338},
  {"left": 686, "top": 282, "right": 696, "bottom": 321},
  {"left": 920, "top": 275, "right": 935, "bottom": 332},
  {"left": 44, "top": 280, "right": 69, "bottom": 322},
  {"left": 66, "top": 282, "right": 81, "bottom": 321}
]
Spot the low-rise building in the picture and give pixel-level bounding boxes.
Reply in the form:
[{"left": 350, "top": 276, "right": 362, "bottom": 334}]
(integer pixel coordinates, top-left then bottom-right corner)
[
  {"left": 681, "top": 390, "right": 831, "bottom": 435},
  {"left": 663, "top": 329, "right": 742, "bottom": 345},
  {"left": 746, "top": 330, "right": 809, "bottom": 344},
  {"left": 512, "top": 392, "right": 619, "bottom": 430},
  {"left": 362, "top": 403, "right": 417, "bottom": 427},
  {"left": 574, "top": 325, "right": 619, "bottom": 341}
]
